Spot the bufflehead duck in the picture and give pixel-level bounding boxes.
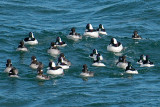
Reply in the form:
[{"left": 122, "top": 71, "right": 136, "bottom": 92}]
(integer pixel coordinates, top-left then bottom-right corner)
[
  {"left": 125, "top": 62, "right": 138, "bottom": 74},
  {"left": 4, "top": 59, "right": 13, "bottom": 73},
  {"left": 36, "top": 67, "right": 50, "bottom": 80},
  {"left": 67, "top": 27, "right": 82, "bottom": 41},
  {"left": 16, "top": 41, "right": 28, "bottom": 52},
  {"left": 23, "top": 32, "right": 38, "bottom": 45},
  {"left": 132, "top": 31, "right": 142, "bottom": 40},
  {"left": 9, "top": 67, "right": 19, "bottom": 78},
  {"left": 107, "top": 38, "right": 123, "bottom": 52},
  {"left": 97, "top": 24, "right": 107, "bottom": 35},
  {"left": 89, "top": 49, "right": 103, "bottom": 60},
  {"left": 80, "top": 64, "right": 94, "bottom": 77},
  {"left": 116, "top": 55, "right": 128, "bottom": 69},
  {"left": 137, "top": 54, "right": 146, "bottom": 64},
  {"left": 47, "top": 60, "right": 63, "bottom": 75},
  {"left": 48, "top": 42, "right": 60, "bottom": 56},
  {"left": 83, "top": 23, "right": 99, "bottom": 38},
  {"left": 55, "top": 37, "right": 67, "bottom": 47},
  {"left": 140, "top": 55, "right": 154, "bottom": 67},
  {"left": 57, "top": 53, "right": 71, "bottom": 69},
  {"left": 92, "top": 53, "right": 105, "bottom": 67},
  {"left": 30, "top": 56, "right": 40, "bottom": 69}
]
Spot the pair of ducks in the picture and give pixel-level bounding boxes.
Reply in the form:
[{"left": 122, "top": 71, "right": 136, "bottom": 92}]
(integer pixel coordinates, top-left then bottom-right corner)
[
  {"left": 116, "top": 55, "right": 154, "bottom": 74},
  {"left": 4, "top": 59, "right": 19, "bottom": 77}
]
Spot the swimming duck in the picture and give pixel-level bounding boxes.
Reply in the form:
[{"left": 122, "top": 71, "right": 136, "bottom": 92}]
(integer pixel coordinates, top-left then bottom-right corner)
[
  {"left": 132, "top": 31, "right": 142, "bottom": 40},
  {"left": 47, "top": 61, "right": 63, "bottom": 75},
  {"left": 16, "top": 41, "right": 28, "bottom": 52},
  {"left": 4, "top": 59, "right": 13, "bottom": 73},
  {"left": 9, "top": 67, "right": 19, "bottom": 78},
  {"left": 92, "top": 53, "right": 105, "bottom": 67},
  {"left": 67, "top": 27, "right": 82, "bottom": 41},
  {"left": 97, "top": 24, "right": 107, "bottom": 35},
  {"left": 116, "top": 55, "right": 128, "bottom": 69},
  {"left": 125, "top": 62, "right": 138, "bottom": 74},
  {"left": 83, "top": 23, "right": 99, "bottom": 38},
  {"left": 107, "top": 38, "right": 123, "bottom": 52},
  {"left": 80, "top": 64, "right": 94, "bottom": 77},
  {"left": 23, "top": 32, "right": 38, "bottom": 45}
]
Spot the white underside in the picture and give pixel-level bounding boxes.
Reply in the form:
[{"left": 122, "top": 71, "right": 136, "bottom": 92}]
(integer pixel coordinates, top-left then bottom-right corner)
[
  {"left": 126, "top": 70, "right": 138, "bottom": 74},
  {"left": 57, "top": 64, "right": 69, "bottom": 69},
  {"left": 83, "top": 31, "right": 99, "bottom": 38},
  {"left": 98, "top": 31, "right": 107, "bottom": 35},
  {"left": 30, "top": 64, "right": 39, "bottom": 69},
  {"left": 137, "top": 61, "right": 143, "bottom": 64},
  {"left": 55, "top": 44, "right": 67, "bottom": 47},
  {"left": 36, "top": 75, "right": 49, "bottom": 80},
  {"left": 89, "top": 54, "right": 103, "bottom": 60},
  {"left": 67, "top": 35, "right": 82, "bottom": 41},
  {"left": 47, "top": 68, "right": 63, "bottom": 75},
  {"left": 23, "top": 39, "right": 38, "bottom": 45},
  {"left": 107, "top": 44, "right": 123, "bottom": 52},
  {"left": 16, "top": 48, "right": 28, "bottom": 52},
  {"left": 140, "top": 64, "right": 155, "bottom": 67},
  {"left": 132, "top": 37, "right": 142, "bottom": 40},
  {"left": 92, "top": 62, "right": 106, "bottom": 67},
  {"left": 4, "top": 67, "right": 12, "bottom": 73},
  {"left": 116, "top": 62, "right": 128, "bottom": 69},
  {"left": 48, "top": 49, "right": 60, "bottom": 56},
  {"left": 9, "top": 75, "right": 19, "bottom": 78},
  {"left": 80, "top": 72, "right": 94, "bottom": 77}
]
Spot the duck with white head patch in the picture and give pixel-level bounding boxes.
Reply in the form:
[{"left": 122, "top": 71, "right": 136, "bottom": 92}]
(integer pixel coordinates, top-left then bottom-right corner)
[
  {"left": 97, "top": 24, "right": 107, "bottom": 35},
  {"left": 125, "top": 62, "right": 138, "bottom": 74},
  {"left": 107, "top": 38, "right": 123, "bottom": 52},
  {"left": 84, "top": 23, "right": 99, "bottom": 38},
  {"left": 55, "top": 37, "right": 67, "bottom": 47},
  {"left": 47, "top": 60, "right": 63, "bottom": 75},
  {"left": 57, "top": 53, "right": 71, "bottom": 69},
  {"left": 9, "top": 67, "right": 19, "bottom": 78},
  {"left": 137, "top": 54, "right": 146, "bottom": 64},
  {"left": 23, "top": 32, "right": 38, "bottom": 45},
  {"left": 92, "top": 53, "right": 105, "bottom": 67},
  {"left": 140, "top": 55, "right": 154, "bottom": 67},
  {"left": 89, "top": 49, "right": 103, "bottom": 60},
  {"left": 30, "top": 56, "right": 40, "bottom": 69},
  {"left": 36, "top": 65, "right": 50, "bottom": 80}
]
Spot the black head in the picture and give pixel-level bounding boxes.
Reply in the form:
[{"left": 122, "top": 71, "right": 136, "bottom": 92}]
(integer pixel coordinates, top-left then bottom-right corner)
[
  {"left": 128, "top": 62, "right": 131, "bottom": 66},
  {"left": 71, "top": 27, "right": 75, "bottom": 32},
  {"left": 60, "top": 53, "right": 64, "bottom": 57},
  {"left": 20, "top": 41, "right": 24, "bottom": 45},
  {"left": 51, "top": 42, "right": 55, "bottom": 46},
  {"left": 99, "top": 24, "right": 102, "bottom": 28},
  {"left": 83, "top": 64, "right": 87, "bottom": 68},
  {"left": 122, "top": 55, "right": 126, "bottom": 59},
  {"left": 31, "top": 56, "right": 36, "bottom": 60},
  {"left": 7, "top": 59, "right": 11, "bottom": 63},
  {"left": 29, "top": 32, "right": 32, "bottom": 37},
  {"left": 133, "top": 31, "right": 138, "bottom": 35}
]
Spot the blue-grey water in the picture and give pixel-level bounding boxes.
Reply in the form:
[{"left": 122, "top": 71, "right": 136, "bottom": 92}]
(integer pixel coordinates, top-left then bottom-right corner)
[{"left": 0, "top": 0, "right": 160, "bottom": 106}]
